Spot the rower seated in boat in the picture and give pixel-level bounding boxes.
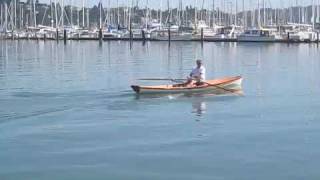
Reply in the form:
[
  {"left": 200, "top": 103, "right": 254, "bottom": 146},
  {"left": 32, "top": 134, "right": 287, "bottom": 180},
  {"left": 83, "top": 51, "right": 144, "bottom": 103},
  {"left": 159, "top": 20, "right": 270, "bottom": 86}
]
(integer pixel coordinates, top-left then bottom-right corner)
[
  {"left": 187, "top": 59, "right": 206, "bottom": 86},
  {"left": 174, "top": 59, "right": 206, "bottom": 87}
]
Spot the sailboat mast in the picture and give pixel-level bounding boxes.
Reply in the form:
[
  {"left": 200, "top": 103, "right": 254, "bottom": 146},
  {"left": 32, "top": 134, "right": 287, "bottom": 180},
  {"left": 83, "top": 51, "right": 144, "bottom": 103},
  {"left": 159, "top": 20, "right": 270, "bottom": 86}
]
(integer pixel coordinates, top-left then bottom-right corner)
[
  {"left": 160, "top": 0, "right": 162, "bottom": 28},
  {"left": 14, "top": 0, "right": 17, "bottom": 29},
  {"left": 178, "top": 0, "right": 181, "bottom": 26},
  {"left": 251, "top": 0, "right": 254, "bottom": 27},
  {"left": 0, "top": 4, "right": 3, "bottom": 30},
  {"left": 50, "top": 0, "right": 53, "bottom": 28},
  {"left": 145, "top": 0, "right": 148, "bottom": 30},
  {"left": 128, "top": 0, "right": 132, "bottom": 29},
  {"left": 33, "top": 0, "right": 37, "bottom": 27},
  {"left": 0, "top": 4, "right": 1, "bottom": 29},
  {"left": 169, "top": 0, "right": 172, "bottom": 25},
  {"left": 107, "top": 0, "right": 110, "bottom": 26},
  {"left": 77, "top": 6, "right": 79, "bottom": 27},
  {"left": 126, "top": 0, "right": 129, "bottom": 28},
  {"left": 61, "top": 0, "right": 64, "bottom": 27},
  {"left": 5, "top": 4, "right": 7, "bottom": 29},
  {"left": 195, "top": 0, "right": 198, "bottom": 28},
  {"left": 258, "top": 0, "right": 260, "bottom": 27},
  {"left": 243, "top": 0, "right": 245, "bottom": 28},
  {"left": 55, "top": 0, "right": 58, "bottom": 28},
  {"left": 212, "top": 0, "right": 215, "bottom": 27},
  {"left": 312, "top": 0, "right": 315, "bottom": 29},
  {"left": 263, "top": 0, "right": 265, "bottom": 26},
  {"left": 318, "top": 0, "right": 320, "bottom": 24},
  {"left": 99, "top": 0, "right": 102, "bottom": 29},
  {"left": 298, "top": 0, "right": 301, "bottom": 24},
  {"left": 82, "top": 0, "right": 85, "bottom": 27},
  {"left": 86, "top": 4, "right": 89, "bottom": 28},
  {"left": 217, "top": 1, "right": 220, "bottom": 25},
  {"left": 117, "top": 0, "right": 119, "bottom": 27},
  {"left": 235, "top": 0, "right": 238, "bottom": 26},
  {"left": 21, "top": 3, "right": 24, "bottom": 29},
  {"left": 201, "top": 0, "right": 204, "bottom": 21},
  {"left": 70, "top": 0, "right": 73, "bottom": 26}
]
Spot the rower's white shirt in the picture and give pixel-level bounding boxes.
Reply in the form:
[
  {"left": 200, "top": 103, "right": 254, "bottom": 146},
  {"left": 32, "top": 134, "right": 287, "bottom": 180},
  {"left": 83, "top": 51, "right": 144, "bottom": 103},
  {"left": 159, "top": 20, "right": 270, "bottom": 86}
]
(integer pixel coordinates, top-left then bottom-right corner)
[{"left": 191, "top": 66, "right": 206, "bottom": 80}]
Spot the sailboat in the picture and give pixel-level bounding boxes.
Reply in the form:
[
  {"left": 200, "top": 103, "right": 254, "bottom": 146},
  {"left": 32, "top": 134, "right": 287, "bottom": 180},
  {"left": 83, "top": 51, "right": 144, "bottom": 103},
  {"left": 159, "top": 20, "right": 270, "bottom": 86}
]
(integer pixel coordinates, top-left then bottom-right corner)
[{"left": 237, "top": 0, "right": 280, "bottom": 42}]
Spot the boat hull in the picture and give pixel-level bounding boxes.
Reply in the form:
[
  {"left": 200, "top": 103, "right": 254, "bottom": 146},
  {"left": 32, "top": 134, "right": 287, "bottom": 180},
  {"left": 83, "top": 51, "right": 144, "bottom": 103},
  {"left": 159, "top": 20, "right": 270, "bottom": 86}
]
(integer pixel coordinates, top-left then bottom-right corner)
[
  {"left": 153, "top": 33, "right": 193, "bottom": 41},
  {"left": 237, "top": 35, "right": 276, "bottom": 42},
  {"left": 131, "top": 76, "right": 242, "bottom": 94}
]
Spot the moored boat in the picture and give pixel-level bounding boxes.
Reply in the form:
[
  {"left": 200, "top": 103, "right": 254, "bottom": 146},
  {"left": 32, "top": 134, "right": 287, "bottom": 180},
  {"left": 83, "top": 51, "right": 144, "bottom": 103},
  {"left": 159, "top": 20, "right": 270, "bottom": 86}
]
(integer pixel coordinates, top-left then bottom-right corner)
[
  {"left": 131, "top": 76, "right": 242, "bottom": 94},
  {"left": 237, "top": 28, "right": 280, "bottom": 42}
]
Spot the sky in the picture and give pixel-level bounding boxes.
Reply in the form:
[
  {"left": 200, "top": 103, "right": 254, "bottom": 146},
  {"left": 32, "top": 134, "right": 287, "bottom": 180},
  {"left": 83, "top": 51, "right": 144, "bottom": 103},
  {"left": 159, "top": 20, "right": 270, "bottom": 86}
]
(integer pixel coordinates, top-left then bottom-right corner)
[{"left": 31, "top": 0, "right": 319, "bottom": 10}]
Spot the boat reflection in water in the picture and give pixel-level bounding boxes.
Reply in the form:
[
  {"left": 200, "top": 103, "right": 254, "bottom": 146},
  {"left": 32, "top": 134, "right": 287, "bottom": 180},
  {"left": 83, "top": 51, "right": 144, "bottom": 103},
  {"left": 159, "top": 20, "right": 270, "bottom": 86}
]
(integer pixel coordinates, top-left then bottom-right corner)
[
  {"left": 187, "top": 89, "right": 243, "bottom": 117},
  {"left": 134, "top": 89, "right": 244, "bottom": 118},
  {"left": 192, "top": 100, "right": 207, "bottom": 117}
]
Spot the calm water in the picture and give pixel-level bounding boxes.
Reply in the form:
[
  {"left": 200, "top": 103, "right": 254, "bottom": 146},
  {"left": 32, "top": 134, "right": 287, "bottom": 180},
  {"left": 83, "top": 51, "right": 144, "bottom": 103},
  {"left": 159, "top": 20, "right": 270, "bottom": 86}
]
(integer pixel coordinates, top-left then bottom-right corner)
[{"left": 0, "top": 40, "right": 320, "bottom": 180}]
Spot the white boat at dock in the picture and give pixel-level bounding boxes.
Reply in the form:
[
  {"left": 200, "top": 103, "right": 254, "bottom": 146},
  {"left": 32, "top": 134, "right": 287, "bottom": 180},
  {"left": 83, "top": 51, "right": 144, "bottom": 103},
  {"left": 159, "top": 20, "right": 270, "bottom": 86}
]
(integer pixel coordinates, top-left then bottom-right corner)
[
  {"left": 237, "top": 28, "right": 282, "bottom": 42},
  {"left": 151, "top": 29, "right": 193, "bottom": 41},
  {"left": 205, "top": 25, "right": 243, "bottom": 41},
  {"left": 282, "top": 24, "right": 318, "bottom": 42}
]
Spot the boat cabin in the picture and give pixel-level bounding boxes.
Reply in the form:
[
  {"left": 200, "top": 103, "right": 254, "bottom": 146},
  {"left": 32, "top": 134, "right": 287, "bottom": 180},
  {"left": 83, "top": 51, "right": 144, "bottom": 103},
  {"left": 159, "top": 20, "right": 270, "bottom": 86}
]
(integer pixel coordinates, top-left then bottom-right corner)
[{"left": 243, "top": 29, "right": 273, "bottom": 37}]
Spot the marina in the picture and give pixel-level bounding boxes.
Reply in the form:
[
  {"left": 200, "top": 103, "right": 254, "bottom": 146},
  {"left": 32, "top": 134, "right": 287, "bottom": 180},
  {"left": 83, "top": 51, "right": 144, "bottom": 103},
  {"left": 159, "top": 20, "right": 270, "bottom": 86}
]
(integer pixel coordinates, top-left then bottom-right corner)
[{"left": 1, "top": 1, "right": 320, "bottom": 43}]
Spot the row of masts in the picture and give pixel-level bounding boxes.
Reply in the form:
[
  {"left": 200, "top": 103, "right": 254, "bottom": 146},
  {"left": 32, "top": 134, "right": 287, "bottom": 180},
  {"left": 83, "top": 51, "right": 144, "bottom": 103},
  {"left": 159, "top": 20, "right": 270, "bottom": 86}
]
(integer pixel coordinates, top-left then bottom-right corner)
[
  {"left": 0, "top": 0, "right": 320, "bottom": 43},
  {"left": 1, "top": 0, "right": 320, "bottom": 30}
]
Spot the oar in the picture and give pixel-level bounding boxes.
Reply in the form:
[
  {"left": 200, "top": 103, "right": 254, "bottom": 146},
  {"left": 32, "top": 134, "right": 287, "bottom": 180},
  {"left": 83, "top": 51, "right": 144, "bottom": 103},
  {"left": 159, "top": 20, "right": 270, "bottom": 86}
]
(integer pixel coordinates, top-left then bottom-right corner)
[
  {"left": 138, "top": 78, "right": 187, "bottom": 83},
  {"left": 204, "top": 82, "right": 241, "bottom": 94},
  {"left": 138, "top": 78, "right": 187, "bottom": 81}
]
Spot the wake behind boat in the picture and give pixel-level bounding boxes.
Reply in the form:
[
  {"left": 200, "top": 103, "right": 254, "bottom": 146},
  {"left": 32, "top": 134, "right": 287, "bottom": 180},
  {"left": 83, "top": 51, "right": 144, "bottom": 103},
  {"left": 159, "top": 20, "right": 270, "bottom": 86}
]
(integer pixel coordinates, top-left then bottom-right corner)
[{"left": 131, "top": 76, "right": 242, "bottom": 94}]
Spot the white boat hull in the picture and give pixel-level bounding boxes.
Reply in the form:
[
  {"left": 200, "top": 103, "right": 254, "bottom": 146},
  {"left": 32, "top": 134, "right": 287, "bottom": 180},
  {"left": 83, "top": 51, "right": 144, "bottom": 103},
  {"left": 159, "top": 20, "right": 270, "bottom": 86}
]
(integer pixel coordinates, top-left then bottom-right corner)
[
  {"left": 153, "top": 34, "right": 193, "bottom": 41},
  {"left": 237, "top": 35, "right": 275, "bottom": 42}
]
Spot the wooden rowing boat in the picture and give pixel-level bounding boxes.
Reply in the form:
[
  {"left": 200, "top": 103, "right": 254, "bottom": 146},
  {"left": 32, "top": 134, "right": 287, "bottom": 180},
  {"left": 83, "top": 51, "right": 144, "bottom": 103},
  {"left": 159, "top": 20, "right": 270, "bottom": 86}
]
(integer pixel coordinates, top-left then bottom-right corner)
[{"left": 131, "top": 76, "right": 242, "bottom": 94}]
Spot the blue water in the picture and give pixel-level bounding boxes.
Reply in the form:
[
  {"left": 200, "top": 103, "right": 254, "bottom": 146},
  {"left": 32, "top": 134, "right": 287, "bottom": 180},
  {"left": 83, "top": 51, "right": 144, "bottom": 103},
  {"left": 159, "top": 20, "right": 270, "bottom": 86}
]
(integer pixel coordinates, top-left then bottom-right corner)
[{"left": 1, "top": 41, "right": 320, "bottom": 180}]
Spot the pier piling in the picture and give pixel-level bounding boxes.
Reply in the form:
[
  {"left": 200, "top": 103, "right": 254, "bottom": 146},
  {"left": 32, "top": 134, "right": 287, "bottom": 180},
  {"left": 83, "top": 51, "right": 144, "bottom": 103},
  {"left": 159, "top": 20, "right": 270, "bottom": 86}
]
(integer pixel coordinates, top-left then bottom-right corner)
[
  {"left": 201, "top": 28, "right": 204, "bottom": 42},
  {"left": 142, "top": 30, "right": 146, "bottom": 41},
  {"left": 63, "top": 29, "right": 67, "bottom": 44},
  {"left": 56, "top": 29, "right": 59, "bottom": 42},
  {"left": 168, "top": 27, "right": 171, "bottom": 44},
  {"left": 317, "top": 32, "right": 319, "bottom": 43},
  {"left": 287, "top": 32, "right": 290, "bottom": 43},
  {"left": 129, "top": 23, "right": 133, "bottom": 41},
  {"left": 44, "top": 33, "right": 46, "bottom": 41},
  {"left": 99, "top": 28, "right": 103, "bottom": 42}
]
